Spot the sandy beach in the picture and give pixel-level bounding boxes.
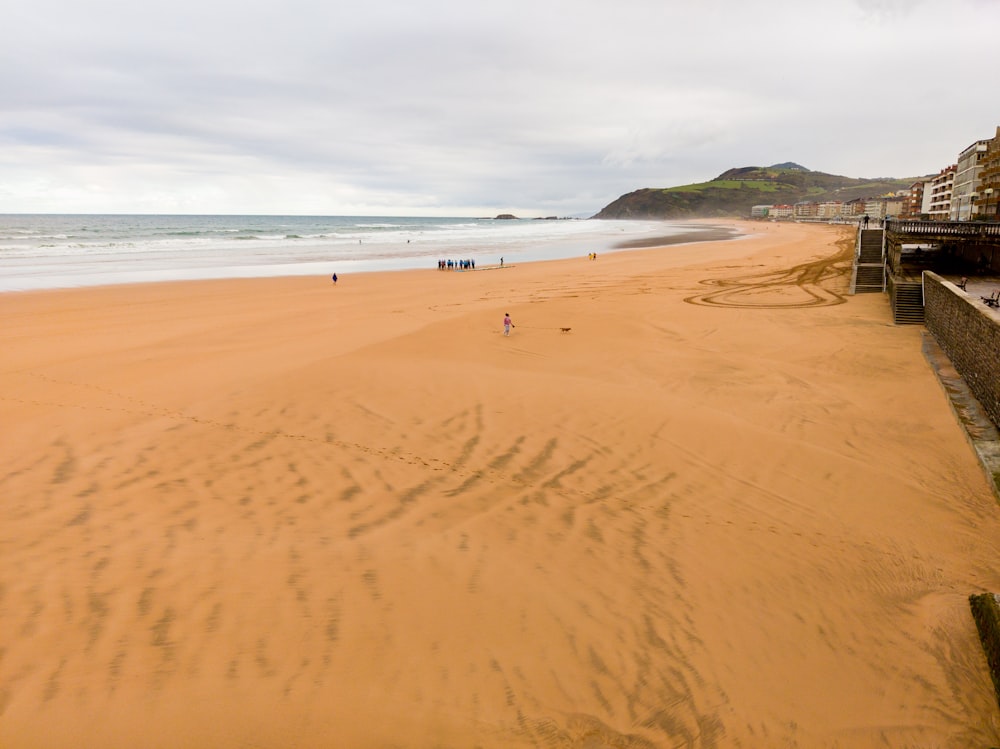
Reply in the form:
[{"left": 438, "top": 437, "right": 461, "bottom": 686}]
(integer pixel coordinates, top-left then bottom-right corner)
[{"left": 2, "top": 220, "right": 1000, "bottom": 748}]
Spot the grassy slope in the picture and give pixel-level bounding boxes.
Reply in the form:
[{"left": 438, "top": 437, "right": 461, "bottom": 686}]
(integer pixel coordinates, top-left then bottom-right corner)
[{"left": 594, "top": 167, "right": 924, "bottom": 219}]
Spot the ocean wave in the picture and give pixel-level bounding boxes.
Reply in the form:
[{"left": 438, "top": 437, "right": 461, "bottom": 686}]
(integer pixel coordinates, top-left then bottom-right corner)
[
  {"left": 0, "top": 233, "right": 71, "bottom": 241},
  {"left": 0, "top": 215, "right": 713, "bottom": 291}
]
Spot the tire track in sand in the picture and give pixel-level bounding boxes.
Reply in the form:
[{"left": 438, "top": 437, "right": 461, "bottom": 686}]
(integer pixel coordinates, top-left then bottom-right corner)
[{"left": 685, "top": 235, "right": 854, "bottom": 309}]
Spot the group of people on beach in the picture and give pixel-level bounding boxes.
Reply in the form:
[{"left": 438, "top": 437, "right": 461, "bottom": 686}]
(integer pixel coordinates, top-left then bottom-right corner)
[{"left": 438, "top": 259, "right": 475, "bottom": 270}]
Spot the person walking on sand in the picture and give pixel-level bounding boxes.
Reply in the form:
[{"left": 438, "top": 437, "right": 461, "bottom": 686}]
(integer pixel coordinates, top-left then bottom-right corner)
[
  {"left": 332, "top": 273, "right": 338, "bottom": 284},
  {"left": 503, "top": 313, "right": 514, "bottom": 336}
]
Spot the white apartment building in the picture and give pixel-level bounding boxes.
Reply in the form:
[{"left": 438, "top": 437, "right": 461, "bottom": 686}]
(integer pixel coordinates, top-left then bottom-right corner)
[
  {"left": 951, "top": 140, "right": 989, "bottom": 220},
  {"left": 922, "top": 165, "right": 955, "bottom": 219}
]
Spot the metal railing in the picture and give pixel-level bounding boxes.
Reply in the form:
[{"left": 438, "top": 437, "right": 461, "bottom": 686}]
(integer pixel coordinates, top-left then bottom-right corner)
[
  {"left": 886, "top": 219, "right": 1000, "bottom": 238},
  {"left": 851, "top": 226, "right": 888, "bottom": 293}
]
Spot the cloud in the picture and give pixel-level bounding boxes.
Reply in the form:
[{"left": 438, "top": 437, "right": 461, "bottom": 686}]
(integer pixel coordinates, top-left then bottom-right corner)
[
  {"left": 1, "top": 0, "right": 998, "bottom": 214},
  {"left": 851, "top": 0, "right": 928, "bottom": 21}
]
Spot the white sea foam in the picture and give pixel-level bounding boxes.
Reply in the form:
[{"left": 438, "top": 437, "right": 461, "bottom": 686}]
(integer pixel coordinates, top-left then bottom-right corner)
[{"left": 0, "top": 215, "right": 725, "bottom": 292}]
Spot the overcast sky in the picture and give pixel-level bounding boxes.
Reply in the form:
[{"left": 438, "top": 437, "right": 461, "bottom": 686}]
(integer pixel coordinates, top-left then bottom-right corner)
[{"left": 2, "top": 0, "right": 997, "bottom": 216}]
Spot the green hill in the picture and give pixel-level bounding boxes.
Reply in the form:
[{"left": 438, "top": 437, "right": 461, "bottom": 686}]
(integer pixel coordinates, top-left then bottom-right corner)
[{"left": 593, "top": 164, "right": 925, "bottom": 219}]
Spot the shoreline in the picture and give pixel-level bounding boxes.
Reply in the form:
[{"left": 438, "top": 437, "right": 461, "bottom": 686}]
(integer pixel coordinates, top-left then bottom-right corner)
[
  {"left": 0, "top": 218, "right": 745, "bottom": 295},
  {"left": 3, "top": 220, "right": 1000, "bottom": 748},
  {"left": 0, "top": 220, "right": 755, "bottom": 307},
  {"left": 612, "top": 223, "right": 742, "bottom": 249}
]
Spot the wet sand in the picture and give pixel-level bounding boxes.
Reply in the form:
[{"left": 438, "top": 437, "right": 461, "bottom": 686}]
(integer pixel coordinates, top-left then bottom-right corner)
[
  {"left": 2, "top": 221, "right": 1000, "bottom": 748},
  {"left": 612, "top": 224, "right": 741, "bottom": 249}
]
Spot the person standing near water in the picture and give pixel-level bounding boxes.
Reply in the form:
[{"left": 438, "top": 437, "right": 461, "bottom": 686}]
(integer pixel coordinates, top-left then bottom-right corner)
[
  {"left": 503, "top": 313, "right": 513, "bottom": 336},
  {"left": 332, "top": 273, "right": 338, "bottom": 284}
]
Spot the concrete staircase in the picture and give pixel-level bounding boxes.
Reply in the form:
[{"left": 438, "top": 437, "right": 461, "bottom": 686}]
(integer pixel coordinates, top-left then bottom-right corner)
[
  {"left": 888, "top": 277, "right": 925, "bottom": 325},
  {"left": 850, "top": 229, "right": 885, "bottom": 294}
]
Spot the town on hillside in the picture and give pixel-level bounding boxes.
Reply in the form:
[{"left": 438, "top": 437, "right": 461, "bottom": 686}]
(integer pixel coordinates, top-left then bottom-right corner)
[{"left": 752, "top": 125, "right": 1000, "bottom": 223}]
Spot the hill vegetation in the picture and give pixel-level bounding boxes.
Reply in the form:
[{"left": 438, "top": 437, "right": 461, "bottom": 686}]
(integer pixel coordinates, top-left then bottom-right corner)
[{"left": 593, "top": 164, "right": 925, "bottom": 219}]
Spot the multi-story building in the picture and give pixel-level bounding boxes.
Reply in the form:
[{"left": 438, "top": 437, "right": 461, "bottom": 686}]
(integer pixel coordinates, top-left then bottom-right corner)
[
  {"left": 864, "top": 198, "right": 885, "bottom": 218},
  {"left": 974, "top": 125, "right": 1000, "bottom": 220},
  {"left": 770, "top": 204, "right": 794, "bottom": 219},
  {"left": 793, "top": 201, "right": 818, "bottom": 219},
  {"left": 842, "top": 198, "right": 865, "bottom": 217},
  {"left": 884, "top": 196, "right": 907, "bottom": 217},
  {"left": 816, "top": 201, "right": 843, "bottom": 219},
  {"left": 903, "top": 180, "right": 925, "bottom": 218},
  {"left": 923, "top": 164, "right": 955, "bottom": 220},
  {"left": 951, "top": 139, "right": 989, "bottom": 220},
  {"left": 856, "top": 197, "right": 905, "bottom": 220}
]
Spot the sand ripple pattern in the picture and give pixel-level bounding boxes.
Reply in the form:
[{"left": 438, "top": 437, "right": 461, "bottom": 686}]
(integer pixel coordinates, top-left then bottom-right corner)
[
  {"left": 0, "top": 367, "right": 727, "bottom": 747},
  {"left": 3, "top": 224, "right": 1000, "bottom": 748},
  {"left": 685, "top": 237, "right": 853, "bottom": 309}
]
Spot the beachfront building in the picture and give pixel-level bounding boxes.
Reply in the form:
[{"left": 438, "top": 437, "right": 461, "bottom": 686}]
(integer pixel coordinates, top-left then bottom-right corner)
[
  {"left": 842, "top": 198, "right": 865, "bottom": 218},
  {"left": 903, "top": 180, "right": 925, "bottom": 218},
  {"left": 884, "top": 196, "right": 907, "bottom": 218},
  {"left": 951, "top": 138, "right": 989, "bottom": 220},
  {"left": 864, "top": 198, "right": 885, "bottom": 219},
  {"left": 770, "top": 204, "right": 794, "bottom": 219},
  {"left": 816, "top": 201, "right": 843, "bottom": 219},
  {"left": 751, "top": 204, "right": 771, "bottom": 218},
  {"left": 923, "top": 165, "right": 955, "bottom": 220},
  {"left": 793, "top": 201, "right": 818, "bottom": 219},
  {"left": 973, "top": 126, "right": 1000, "bottom": 221}
]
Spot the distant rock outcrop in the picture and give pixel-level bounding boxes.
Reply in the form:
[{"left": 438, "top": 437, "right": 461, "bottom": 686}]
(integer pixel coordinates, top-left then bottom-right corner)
[{"left": 494, "top": 214, "right": 518, "bottom": 220}]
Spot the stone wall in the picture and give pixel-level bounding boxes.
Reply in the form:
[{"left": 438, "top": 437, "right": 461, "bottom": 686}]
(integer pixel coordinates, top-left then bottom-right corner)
[
  {"left": 969, "top": 593, "right": 1000, "bottom": 710},
  {"left": 925, "top": 281, "right": 1000, "bottom": 714},
  {"left": 923, "top": 272, "right": 1000, "bottom": 428}
]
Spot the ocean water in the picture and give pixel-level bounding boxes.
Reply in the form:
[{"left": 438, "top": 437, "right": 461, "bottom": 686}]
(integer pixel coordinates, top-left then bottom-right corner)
[{"left": 0, "top": 214, "right": 712, "bottom": 292}]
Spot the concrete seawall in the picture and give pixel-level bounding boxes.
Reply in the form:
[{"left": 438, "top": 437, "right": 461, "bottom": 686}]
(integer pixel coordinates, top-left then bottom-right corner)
[
  {"left": 924, "top": 272, "right": 1000, "bottom": 431},
  {"left": 923, "top": 272, "right": 1000, "bottom": 712},
  {"left": 970, "top": 593, "right": 1000, "bottom": 712}
]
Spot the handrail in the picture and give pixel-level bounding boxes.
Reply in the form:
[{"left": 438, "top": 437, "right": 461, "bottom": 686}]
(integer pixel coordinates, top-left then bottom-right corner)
[{"left": 886, "top": 220, "right": 1000, "bottom": 238}]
